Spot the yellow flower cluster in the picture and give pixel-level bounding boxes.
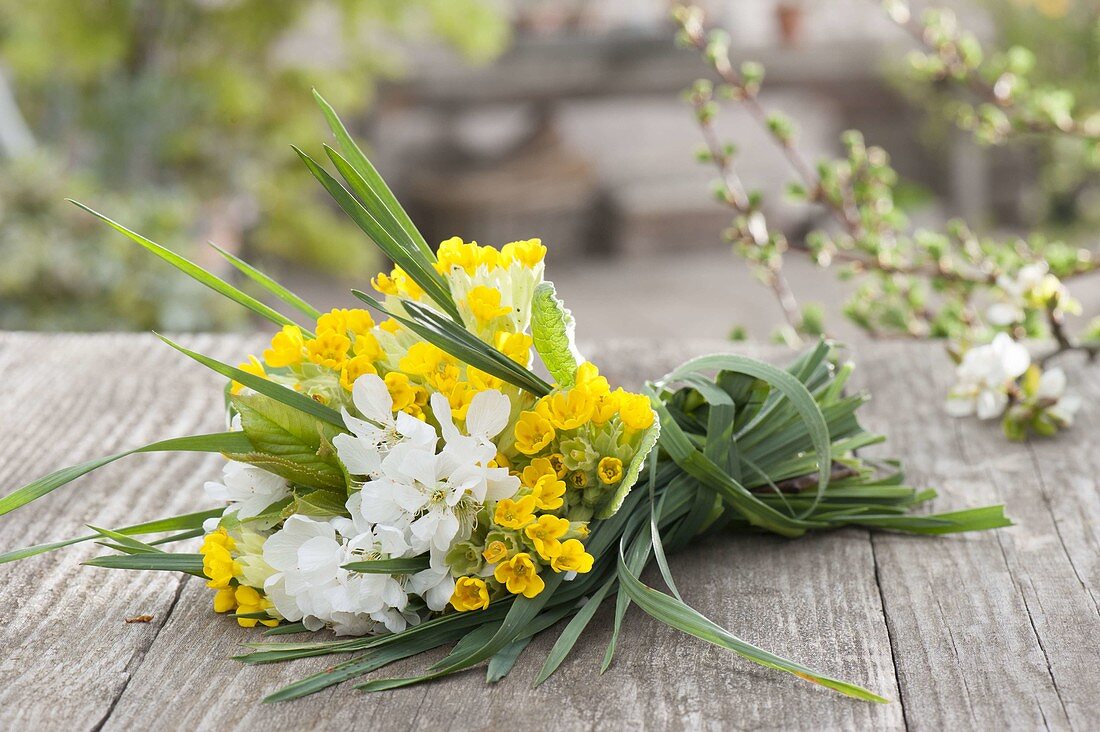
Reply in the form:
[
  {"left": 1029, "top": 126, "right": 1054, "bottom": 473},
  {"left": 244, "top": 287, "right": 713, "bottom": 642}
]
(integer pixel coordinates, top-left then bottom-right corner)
[
  {"left": 199, "top": 529, "right": 278, "bottom": 628},
  {"left": 449, "top": 363, "right": 653, "bottom": 613},
  {"left": 434, "top": 236, "right": 546, "bottom": 275}
]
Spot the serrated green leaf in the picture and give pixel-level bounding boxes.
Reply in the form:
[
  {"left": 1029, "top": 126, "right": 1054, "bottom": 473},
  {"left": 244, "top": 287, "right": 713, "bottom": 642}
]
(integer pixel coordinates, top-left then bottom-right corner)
[{"left": 531, "top": 281, "right": 582, "bottom": 387}]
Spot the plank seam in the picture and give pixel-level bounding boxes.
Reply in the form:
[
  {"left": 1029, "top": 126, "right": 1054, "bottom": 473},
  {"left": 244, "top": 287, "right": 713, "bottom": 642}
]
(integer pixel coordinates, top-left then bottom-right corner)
[
  {"left": 91, "top": 573, "right": 190, "bottom": 732},
  {"left": 1022, "top": 441, "right": 1100, "bottom": 620},
  {"left": 869, "top": 532, "right": 910, "bottom": 732}
]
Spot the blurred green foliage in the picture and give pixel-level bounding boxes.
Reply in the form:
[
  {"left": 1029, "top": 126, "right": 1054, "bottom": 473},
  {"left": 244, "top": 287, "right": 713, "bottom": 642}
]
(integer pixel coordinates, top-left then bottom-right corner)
[{"left": 0, "top": 0, "right": 509, "bottom": 330}]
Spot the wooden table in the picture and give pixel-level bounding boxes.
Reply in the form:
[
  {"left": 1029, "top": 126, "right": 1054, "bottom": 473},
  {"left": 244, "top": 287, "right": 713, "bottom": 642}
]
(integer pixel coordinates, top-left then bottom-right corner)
[{"left": 1, "top": 333, "right": 1097, "bottom": 730}]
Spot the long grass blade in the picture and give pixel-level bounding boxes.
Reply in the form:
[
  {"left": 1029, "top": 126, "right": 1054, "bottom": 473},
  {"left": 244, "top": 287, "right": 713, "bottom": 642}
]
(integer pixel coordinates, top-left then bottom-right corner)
[
  {"left": 210, "top": 244, "right": 321, "bottom": 319},
  {"left": 616, "top": 544, "right": 887, "bottom": 703},
  {"left": 157, "top": 335, "right": 344, "bottom": 427},
  {"left": 69, "top": 200, "right": 308, "bottom": 331},
  {"left": 0, "top": 432, "right": 251, "bottom": 518}
]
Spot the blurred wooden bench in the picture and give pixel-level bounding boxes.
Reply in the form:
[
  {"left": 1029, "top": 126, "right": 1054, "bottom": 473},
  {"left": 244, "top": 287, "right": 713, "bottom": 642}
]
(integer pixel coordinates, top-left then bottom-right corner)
[{"left": 0, "top": 333, "right": 1096, "bottom": 729}]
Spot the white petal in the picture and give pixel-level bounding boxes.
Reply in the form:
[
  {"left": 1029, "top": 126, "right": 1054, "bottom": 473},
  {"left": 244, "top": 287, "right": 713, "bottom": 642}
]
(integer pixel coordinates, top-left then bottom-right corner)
[
  {"left": 976, "top": 389, "right": 1008, "bottom": 420},
  {"left": 465, "top": 389, "right": 510, "bottom": 439},
  {"left": 1037, "top": 368, "right": 1067, "bottom": 400},
  {"left": 430, "top": 392, "right": 459, "bottom": 442},
  {"left": 351, "top": 374, "right": 394, "bottom": 424}
]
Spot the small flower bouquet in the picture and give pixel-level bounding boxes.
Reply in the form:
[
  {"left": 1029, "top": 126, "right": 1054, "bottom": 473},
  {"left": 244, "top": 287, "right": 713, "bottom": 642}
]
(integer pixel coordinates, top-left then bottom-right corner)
[{"left": 0, "top": 94, "right": 1011, "bottom": 703}]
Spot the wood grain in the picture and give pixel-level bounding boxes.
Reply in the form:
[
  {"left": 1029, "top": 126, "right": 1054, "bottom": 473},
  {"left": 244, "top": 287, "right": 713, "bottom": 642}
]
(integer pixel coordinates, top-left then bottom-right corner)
[{"left": 0, "top": 334, "right": 1096, "bottom": 730}]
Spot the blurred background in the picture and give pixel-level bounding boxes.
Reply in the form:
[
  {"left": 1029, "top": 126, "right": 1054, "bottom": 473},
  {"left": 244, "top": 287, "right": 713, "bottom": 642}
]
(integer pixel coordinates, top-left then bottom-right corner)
[{"left": 1, "top": 0, "right": 1097, "bottom": 341}]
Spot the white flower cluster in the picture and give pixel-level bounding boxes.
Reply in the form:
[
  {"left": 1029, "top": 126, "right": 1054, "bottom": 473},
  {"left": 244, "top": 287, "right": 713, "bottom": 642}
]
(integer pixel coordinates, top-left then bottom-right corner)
[
  {"left": 986, "top": 262, "right": 1073, "bottom": 326},
  {"left": 241, "top": 373, "right": 518, "bottom": 635},
  {"left": 946, "top": 333, "right": 1080, "bottom": 425},
  {"left": 202, "top": 461, "right": 291, "bottom": 532}
]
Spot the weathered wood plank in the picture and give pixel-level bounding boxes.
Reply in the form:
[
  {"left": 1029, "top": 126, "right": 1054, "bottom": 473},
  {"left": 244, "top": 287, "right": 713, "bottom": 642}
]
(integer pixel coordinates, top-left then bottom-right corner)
[
  {"left": 96, "top": 338, "right": 900, "bottom": 730},
  {"left": 0, "top": 335, "right": 902, "bottom": 730},
  {"left": 858, "top": 342, "right": 1100, "bottom": 731},
  {"left": 0, "top": 333, "right": 255, "bottom": 730},
  {"left": 14, "top": 335, "right": 1099, "bottom": 729}
]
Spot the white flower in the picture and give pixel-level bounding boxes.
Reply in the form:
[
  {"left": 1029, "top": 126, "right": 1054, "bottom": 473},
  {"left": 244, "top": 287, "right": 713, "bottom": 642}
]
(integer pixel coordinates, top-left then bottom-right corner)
[
  {"left": 1036, "top": 367, "right": 1082, "bottom": 427},
  {"left": 333, "top": 374, "right": 436, "bottom": 479},
  {"left": 987, "top": 262, "right": 1072, "bottom": 325},
  {"left": 946, "top": 333, "right": 1031, "bottom": 420},
  {"left": 356, "top": 390, "right": 519, "bottom": 566},
  {"left": 203, "top": 461, "right": 290, "bottom": 530}
]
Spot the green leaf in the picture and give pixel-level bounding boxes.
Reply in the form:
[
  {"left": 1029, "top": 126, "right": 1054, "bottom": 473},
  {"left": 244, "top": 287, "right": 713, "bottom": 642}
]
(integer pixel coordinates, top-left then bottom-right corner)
[
  {"left": 0, "top": 432, "right": 251, "bottom": 518},
  {"left": 84, "top": 552, "right": 205, "bottom": 576},
  {"left": 292, "top": 490, "right": 349, "bottom": 518},
  {"left": 352, "top": 291, "right": 552, "bottom": 397},
  {"left": 293, "top": 147, "right": 461, "bottom": 322},
  {"left": 210, "top": 244, "right": 321, "bottom": 319},
  {"left": 616, "top": 545, "right": 888, "bottom": 703},
  {"left": 656, "top": 353, "right": 833, "bottom": 518},
  {"left": 342, "top": 556, "right": 431, "bottom": 574},
  {"left": 595, "top": 422, "right": 660, "bottom": 521},
  {"left": 157, "top": 335, "right": 344, "bottom": 428},
  {"left": 534, "top": 578, "right": 615, "bottom": 685},
  {"left": 312, "top": 90, "right": 435, "bottom": 262},
  {"left": 0, "top": 508, "right": 221, "bottom": 565},
  {"left": 530, "top": 282, "right": 582, "bottom": 387},
  {"left": 68, "top": 200, "right": 309, "bottom": 333},
  {"left": 229, "top": 392, "right": 346, "bottom": 490}
]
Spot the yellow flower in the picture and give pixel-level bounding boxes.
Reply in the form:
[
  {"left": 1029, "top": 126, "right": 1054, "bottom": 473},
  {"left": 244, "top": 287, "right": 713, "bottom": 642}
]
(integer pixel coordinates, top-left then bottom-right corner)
[
  {"left": 574, "top": 362, "right": 610, "bottom": 396},
  {"left": 501, "top": 238, "right": 546, "bottom": 268},
  {"left": 494, "top": 495, "right": 537, "bottom": 530},
  {"left": 514, "top": 411, "right": 556, "bottom": 455},
  {"left": 467, "top": 286, "right": 511, "bottom": 323},
  {"left": 467, "top": 366, "right": 505, "bottom": 392},
  {"left": 340, "top": 355, "right": 378, "bottom": 391},
  {"left": 399, "top": 342, "right": 449, "bottom": 377},
  {"left": 524, "top": 515, "right": 570, "bottom": 560},
  {"left": 597, "top": 457, "right": 624, "bottom": 485},
  {"left": 494, "top": 331, "right": 533, "bottom": 365},
  {"left": 234, "top": 585, "right": 279, "bottom": 628},
  {"left": 200, "top": 529, "right": 239, "bottom": 590},
  {"left": 371, "top": 270, "right": 399, "bottom": 296},
  {"left": 520, "top": 457, "right": 556, "bottom": 488},
  {"left": 379, "top": 318, "right": 402, "bottom": 334},
  {"left": 446, "top": 381, "right": 477, "bottom": 420},
  {"left": 590, "top": 391, "right": 621, "bottom": 426},
  {"left": 617, "top": 390, "right": 655, "bottom": 430},
  {"left": 551, "top": 539, "right": 594, "bottom": 574},
  {"left": 262, "top": 325, "right": 305, "bottom": 368},
  {"left": 436, "top": 236, "right": 481, "bottom": 275},
  {"left": 353, "top": 333, "right": 382, "bottom": 360},
  {"left": 568, "top": 471, "right": 589, "bottom": 489},
  {"left": 482, "top": 540, "right": 510, "bottom": 564},
  {"left": 316, "top": 308, "right": 370, "bottom": 337},
  {"left": 538, "top": 389, "right": 595, "bottom": 431},
  {"left": 547, "top": 453, "right": 567, "bottom": 478},
  {"left": 490, "top": 452, "right": 511, "bottom": 470},
  {"left": 306, "top": 331, "right": 351, "bottom": 370},
  {"left": 494, "top": 553, "right": 545, "bottom": 598},
  {"left": 230, "top": 355, "right": 266, "bottom": 395},
  {"left": 213, "top": 587, "right": 237, "bottom": 613},
  {"left": 450, "top": 577, "right": 491, "bottom": 612},
  {"left": 530, "top": 475, "right": 566, "bottom": 510},
  {"left": 384, "top": 372, "right": 421, "bottom": 412}
]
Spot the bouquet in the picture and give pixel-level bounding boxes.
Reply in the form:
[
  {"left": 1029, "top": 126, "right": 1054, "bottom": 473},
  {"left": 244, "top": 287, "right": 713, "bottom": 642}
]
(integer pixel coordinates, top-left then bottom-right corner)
[{"left": 0, "top": 93, "right": 1011, "bottom": 704}]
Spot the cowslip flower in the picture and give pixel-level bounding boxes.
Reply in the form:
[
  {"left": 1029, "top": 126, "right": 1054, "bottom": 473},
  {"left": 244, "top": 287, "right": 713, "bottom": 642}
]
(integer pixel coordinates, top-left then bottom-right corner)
[
  {"left": 494, "top": 552, "right": 545, "bottom": 598},
  {"left": 946, "top": 334, "right": 1031, "bottom": 419}
]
